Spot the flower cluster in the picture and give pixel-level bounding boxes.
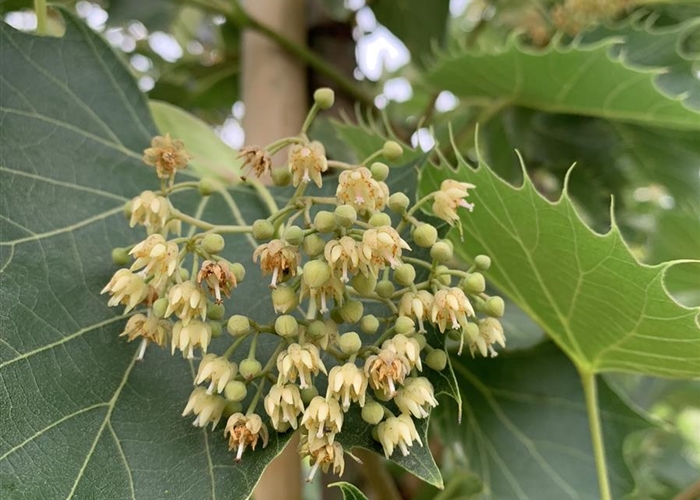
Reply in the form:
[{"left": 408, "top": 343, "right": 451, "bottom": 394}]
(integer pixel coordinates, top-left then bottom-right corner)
[{"left": 102, "top": 88, "right": 506, "bottom": 483}]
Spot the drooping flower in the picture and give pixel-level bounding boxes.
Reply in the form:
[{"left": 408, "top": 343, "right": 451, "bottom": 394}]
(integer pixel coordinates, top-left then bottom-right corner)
[
  {"left": 120, "top": 313, "right": 171, "bottom": 360},
  {"left": 129, "top": 234, "right": 179, "bottom": 287},
  {"left": 336, "top": 167, "right": 389, "bottom": 212},
  {"left": 301, "top": 396, "right": 343, "bottom": 443},
  {"left": 277, "top": 343, "right": 327, "bottom": 389},
  {"left": 165, "top": 281, "right": 207, "bottom": 325},
  {"left": 398, "top": 291, "right": 434, "bottom": 333},
  {"left": 468, "top": 317, "right": 506, "bottom": 358},
  {"left": 171, "top": 320, "right": 212, "bottom": 359},
  {"left": 300, "top": 273, "right": 344, "bottom": 314},
  {"left": 129, "top": 190, "right": 180, "bottom": 235},
  {"left": 238, "top": 145, "right": 272, "bottom": 179},
  {"left": 197, "top": 260, "right": 236, "bottom": 303},
  {"left": 182, "top": 387, "right": 226, "bottom": 429},
  {"left": 101, "top": 269, "right": 150, "bottom": 313},
  {"left": 358, "top": 226, "right": 411, "bottom": 276},
  {"left": 143, "top": 133, "right": 191, "bottom": 179},
  {"left": 431, "top": 180, "right": 475, "bottom": 225},
  {"left": 394, "top": 377, "right": 438, "bottom": 419},
  {"left": 430, "top": 287, "right": 474, "bottom": 333},
  {"left": 375, "top": 414, "right": 422, "bottom": 458},
  {"left": 224, "top": 413, "right": 269, "bottom": 461},
  {"left": 382, "top": 334, "right": 422, "bottom": 371},
  {"left": 364, "top": 349, "right": 411, "bottom": 398},
  {"left": 324, "top": 237, "right": 360, "bottom": 283},
  {"left": 264, "top": 383, "right": 305, "bottom": 431},
  {"left": 300, "top": 435, "right": 345, "bottom": 482},
  {"left": 326, "top": 363, "right": 368, "bottom": 411},
  {"left": 253, "top": 239, "right": 301, "bottom": 288},
  {"left": 195, "top": 354, "right": 238, "bottom": 394},
  {"left": 288, "top": 141, "right": 328, "bottom": 187}
]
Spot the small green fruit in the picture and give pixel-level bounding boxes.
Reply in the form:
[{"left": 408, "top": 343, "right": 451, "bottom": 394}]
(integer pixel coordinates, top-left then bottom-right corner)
[
  {"left": 351, "top": 273, "right": 377, "bottom": 296},
  {"left": 271, "top": 286, "right": 298, "bottom": 313},
  {"left": 484, "top": 296, "right": 505, "bottom": 318},
  {"left": 224, "top": 380, "right": 248, "bottom": 402},
  {"left": 314, "top": 210, "right": 337, "bottom": 233},
  {"left": 314, "top": 87, "right": 335, "bottom": 109},
  {"left": 274, "top": 315, "right": 299, "bottom": 337},
  {"left": 334, "top": 205, "right": 357, "bottom": 228},
  {"left": 227, "top": 315, "right": 251, "bottom": 336},
  {"left": 430, "top": 241, "right": 453, "bottom": 263},
  {"left": 338, "top": 332, "right": 362, "bottom": 354},
  {"left": 239, "top": 359, "right": 262, "bottom": 380},
  {"left": 207, "top": 302, "right": 225, "bottom": 321},
  {"left": 475, "top": 254, "right": 492, "bottom": 271},
  {"left": 413, "top": 224, "right": 438, "bottom": 248},
  {"left": 360, "top": 315, "right": 379, "bottom": 334},
  {"left": 306, "top": 320, "right": 327, "bottom": 340},
  {"left": 284, "top": 225, "right": 304, "bottom": 246},
  {"left": 375, "top": 280, "right": 395, "bottom": 298},
  {"left": 393, "top": 263, "right": 416, "bottom": 286},
  {"left": 303, "top": 260, "right": 331, "bottom": 288},
  {"left": 388, "top": 193, "right": 410, "bottom": 214},
  {"left": 462, "top": 273, "right": 486, "bottom": 295},
  {"left": 426, "top": 349, "right": 447, "bottom": 371},
  {"left": 111, "top": 247, "right": 130, "bottom": 266},
  {"left": 201, "top": 234, "right": 225, "bottom": 254},
  {"left": 340, "top": 300, "right": 364, "bottom": 324},
  {"left": 230, "top": 262, "right": 246, "bottom": 282},
  {"left": 253, "top": 219, "right": 275, "bottom": 241},
  {"left": 361, "top": 400, "right": 384, "bottom": 425},
  {"left": 395, "top": 316, "right": 415, "bottom": 335},
  {"left": 382, "top": 140, "right": 403, "bottom": 160},
  {"left": 369, "top": 213, "right": 391, "bottom": 227},
  {"left": 302, "top": 233, "right": 325, "bottom": 257},
  {"left": 370, "top": 162, "right": 389, "bottom": 181}
]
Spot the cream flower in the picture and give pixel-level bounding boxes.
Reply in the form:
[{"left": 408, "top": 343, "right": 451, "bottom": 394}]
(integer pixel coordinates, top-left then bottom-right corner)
[
  {"left": 264, "top": 383, "right": 305, "bottom": 431},
  {"left": 430, "top": 287, "right": 474, "bottom": 333},
  {"left": 171, "top": 320, "right": 212, "bottom": 359},
  {"left": 253, "top": 239, "right": 301, "bottom": 288},
  {"left": 197, "top": 260, "right": 236, "bottom": 304},
  {"left": 143, "top": 133, "right": 191, "bottom": 179},
  {"left": 129, "top": 234, "right": 179, "bottom": 287},
  {"left": 300, "top": 435, "right": 345, "bottom": 482},
  {"left": 120, "top": 313, "right": 171, "bottom": 360},
  {"left": 300, "top": 274, "right": 344, "bottom": 314},
  {"left": 336, "top": 167, "right": 389, "bottom": 212},
  {"left": 431, "top": 179, "right": 475, "bottom": 225},
  {"left": 301, "top": 396, "right": 343, "bottom": 442},
  {"left": 225, "top": 413, "right": 269, "bottom": 461},
  {"left": 129, "top": 190, "right": 180, "bottom": 235},
  {"left": 277, "top": 343, "right": 327, "bottom": 389},
  {"left": 375, "top": 414, "right": 422, "bottom": 458},
  {"left": 394, "top": 377, "right": 438, "bottom": 419},
  {"left": 288, "top": 141, "right": 328, "bottom": 187},
  {"left": 324, "top": 237, "right": 360, "bottom": 283},
  {"left": 195, "top": 354, "right": 238, "bottom": 394},
  {"left": 358, "top": 226, "right": 410, "bottom": 276},
  {"left": 398, "top": 291, "right": 434, "bottom": 333},
  {"left": 238, "top": 145, "right": 272, "bottom": 179},
  {"left": 382, "top": 334, "right": 422, "bottom": 371},
  {"left": 182, "top": 387, "right": 226, "bottom": 429},
  {"left": 365, "top": 349, "right": 411, "bottom": 398},
  {"left": 165, "top": 281, "right": 207, "bottom": 325},
  {"left": 101, "top": 269, "right": 150, "bottom": 313},
  {"left": 469, "top": 318, "right": 506, "bottom": 358},
  {"left": 326, "top": 363, "right": 368, "bottom": 411}
]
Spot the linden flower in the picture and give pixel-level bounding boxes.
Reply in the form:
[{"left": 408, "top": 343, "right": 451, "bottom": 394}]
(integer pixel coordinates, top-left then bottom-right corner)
[
  {"left": 359, "top": 226, "right": 411, "bottom": 276},
  {"left": 300, "top": 274, "right": 344, "bottom": 314},
  {"left": 182, "top": 387, "right": 226, "bottom": 429},
  {"left": 129, "top": 234, "right": 179, "bottom": 287},
  {"left": 324, "top": 237, "right": 360, "bottom": 283},
  {"left": 165, "top": 281, "right": 207, "bottom": 325},
  {"left": 238, "top": 145, "right": 272, "bottom": 179},
  {"left": 430, "top": 287, "right": 474, "bottom": 333},
  {"left": 469, "top": 318, "right": 506, "bottom": 358},
  {"left": 375, "top": 414, "right": 422, "bottom": 458},
  {"left": 120, "top": 313, "right": 171, "bottom": 360},
  {"left": 301, "top": 436, "right": 345, "bottom": 482},
  {"left": 288, "top": 141, "right": 328, "bottom": 187},
  {"left": 277, "top": 343, "right": 327, "bottom": 389},
  {"left": 195, "top": 354, "right": 238, "bottom": 394},
  {"left": 326, "top": 363, "right": 368, "bottom": 411},
  {"left": 171, "top": 320, "right": 212, "bottom": 359},
  {"left": 432, "top": 179, "right": 475, "bottom": 226},
  {"left": 301, "top": 396, "right": 344, "bottom": 442},
  {"left": 365, "top": 349, "right": 411, "bottom": 398},
  {"left": 129, "top": 190, "right": 180, "bottom": 235},
  {"left": 264, "top": 383, "right": 305, "bottom": 431},
  {"left": 101, "top": 268, "right": 150, "bottom": 313},
  {"left": 225, "top": 413, "right": 269, "bottom": 461},
  {"left": 336, "top": 167, "right": 389, "bottom": 212},
  {"left": 197, "top": 260, "right": 236, "bottom": 304},
  {"left": 398, "top": 291, "right": 434, "bottom": 333},
  {"left": 253, "top": 239, "right": 301, "bottom": 288},
  {"left": 143, "top": 133, "right": 191, "bottom": 179},
  {"left": 382, "top": 334, "right": 422, "bottom": 371},
  {"left": 394, "top": 377, "right": 438, "bottom": 419}
]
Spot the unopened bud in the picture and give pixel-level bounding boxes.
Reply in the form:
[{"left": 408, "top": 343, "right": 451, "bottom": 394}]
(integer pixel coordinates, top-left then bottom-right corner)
[
  {"left": 224, "top": 380, "right": 248, "bottom": 402},
  {"left": 484, "top": 296, "right": 505, "bottom": 318},
  {"left": 210, "top": 322, "right": 223, "bottom": 338},
  {"left": 179, "top": 268, "right": 190, "bottom": 281},
  {"left": 462, "top": 273, "right": 485, "bottom": 294},
  {"left": 284, "top": 225, "right": 304, "bottom": 246},
  {"left": 360, "top": 315, "right": 379, "bottom": 334},
  {"left": 239, "top": 359, "right": 262, "bottom": 380},
  {"left": 271, "top": 285, "right": 298, "bottom": 314},
  {"left": 330, "top": 307, "right": 344, "bottom": 324},
  {"left": 314, "top": 87, "right": 335, "bottom": 109},
  {"left": 111, "top": 247, "right": 130, "bottom": 266},
  {"left": 152, "top": 298, "right": 168, "bottom": 318},
  {"left": 302, "top": 233, "right": 325, "bottom": 257},
  {"left": 340, "top": 300, "right": 364, "bottom": 324},
  {"left": 413, "top": 333, "right": 427, "bottom": 349},
  {"left": 303, "top": 260, "right": 332, "bottom": 288},
  {"left": 413, "top": 224, "right": 438, "bottom": 248},
  {"left": 338, "top": 332, "right": 362, "bottom": 354},
  {"left": 435, "top": 265, "right": 451, "bottom": 285},
  {"left": 465, "top": 322, "right": 479, "bottom": 340},
  {"left": 314, "top": 210, "right": 337, "bottom": 233},
  {"left": 253, "top": 219, "right": 275, "bottom": 241},
  {"left": 474, "top": 254, "right": 491, "bottom": 270},
  {"left": 300, "top": 386, "right": 319, "bottom": 404},
  {"left": 271, "top": 168, "right": 292, "bottom": 187},
  {"left": 370, "top": 162, "right": 390, "bottom": 181},
  {"left": 207, "top": 302, "right": 225, "bottom": 321},
  {"left": 394, "top": 263, "right": 416, "bottom": 286},
  {"left": 362, "top": 400, "right": 384, "bottom": 425},
  {"left": 197, "top": 178, "right": 217, "bottom": 196},
  {"left": 375, "top": 280, "right": 395, "bottom": 298},
  {"left": 351, "top": 273, "right": 377, "bottom": 296},
  {"left": 426, "top": 349, "right": 447, "bottom": 371},
  {"left": 382, "top": 140, "right": 403, "bottom": 160},
  {"left": 430, "top": 241, "right": 453, "bottom": 263},
  {"left": 448, "top": 329, "right": 463, "bottom": 341},
  {"left": 334, "top": 205, "right": 357, "bottom": 228},
  {"left": 202, "top": 234, "right": 225, "bottom": 254},
  {"left": 306, "top": 320, "right": 327, "bottom": 340},
  {"left": 369, "top": 213, "right": 391, "bottom": 227},
  {"left": 388, "top": 193, "right": 410, "bottom": 214},
  {"left": 395, "top": 316, "right": 415, "bottom": 335},
  {"left": 227, "top": 315, "right": 251, "bottom": 336},
  {"left": 230, "top": 262, "right": 246, "bottom": 282},
  {"left": 275, "top": 315, "right": 299, "bottom": 338},
  {"left": 224, "top": 400, "right": 243, "bottom": 417}
]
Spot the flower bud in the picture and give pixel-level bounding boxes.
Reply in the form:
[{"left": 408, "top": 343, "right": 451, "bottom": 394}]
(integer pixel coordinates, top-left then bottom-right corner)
[
  {"left": 351, "top": 273, "right": 377, "bottom": 296},
  {"left": 414, "top": 333, "right": 427, "bottom": 349},
  {"left": 330, "top": 307, "right": 344, "bottom": 324},
  {"left": 435, "top": 265, "right": 451, "bottom": 285},
  {"left": 382, "top": 140, "right": 403, "bottom": 160},
  {"left": 302, "top": 233, "right": 325, "bottom": 257},
  {"left": 275, "top": 315, "right": 299, "bottom": 338},
  {"left": 111, "top": 247, "right": 130, "bottom": 266},
  {"left": 425, "top": 349, "right": 447, "bottom": 371},
  {"left": 271, "top": 167, "right": 292, "bottom": 187},
  {"left": 484, "top": 296, "right": 505, "bottom": 317},
  {"left": 211, "top": 322, "right": 223, "bottom": 338},
  {"left": 430, "top": 241, "right": 453, "bottom": 263},
  {"left": 230, "top": 262, "right": 246, "bottom": 282},
  {"left": 152, "top": 298, "right": 168, "bottom": 318},
  {"left": 388, "top": 193, "right": 410, "bottom": 214},
  {"left": 224, "top": 380, "right": 248, "bottom": 402},
  {"left": 198, "top": 177, "right": 217, "bottom": 196},
  {"left": 313, "top": 87, "right": 335, "bottom": 109},
  {"left": 303, "top": 260, "right": 332, "bottom": 288},
  {"left": 375, "top": 280, "right": 395, "bottom": 298},
  {"left": 207, "top": 302, "right": 226, "bottom": 321},
  {"left": 360, "top": 315, "right": 379, "bottom": 334},
  {"left": 253, "top": 219, "right": 275, "bottom": 241},
  {"left": 202, "top": 234, "right": 225, "bottom": 254},
  {"left": 338, "top": 332, "right": 361, "bottom": 354},
  {"left": 224, "top": 400, "right": 243, "bottom": 417},
  {"left": 462, "top": 272, "right": 486, "bottom": 294},
  {"left": 369, "top": 213, "right": 392, "bottom": 227},
  {"left": 271, "top": 285, "right": 298, "bottom": 314},
  {"left": 475, "top": 254, "right": 491, "bottom": 270},
  {"left": 314, "top": 210, "right": 337, "bottom": 233},
  {"left": 394, "top": 263, "right": 416, "bottom": 286},
  {"left": 370, "top": 162, "right": 390, "bottom": 181},
  {"left": 339, "top": 300, "right": 364, "bottom": 324},
  {"left": 123, "top": 200, "right": 133, "bottom": 219},
  {"left": 412, "top": 224, "right": 438, "bottom": 248},
  {"left": 306, "top": 320, "right": 327, "bottom": 340},
  {"left": 361, "top": 400, "right": 384, "bottom": 425},
  {"left": 239, "top": 358, "right": 262, "bottom": 380},
  {"left": 284, "top": 225, "right": 304, "bottom": 246},
  {"left": 227, "top": 315, "right": 251, "bottom": 336},
  {"left": 465, "top": 322, "right": 479, "bottom": 340},
  {"left": 179, "top": 268, "right": 190, "bottom": 281},
  {"left": 334, "top": 205, "right": 357, "bottom": 228},
  {"left": 395, "top": 316, "right": 415, "bottom": 335},
  {"left": 300, "top": 386, "right": 319, "bottom": 404}
]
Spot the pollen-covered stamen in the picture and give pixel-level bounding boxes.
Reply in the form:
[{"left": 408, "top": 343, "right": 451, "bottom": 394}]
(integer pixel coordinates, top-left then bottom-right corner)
[
  {"left": 430, "top": 287, "right": 474, "bottom": 334},
  {"left": 142, "top": 134, "right": 191, "bottom": 179},
  {"left": 224, "top": 413, "right": 269, "bottom": 461},
  {"left": 288, "top": 141, "right": 328, "bottom": 188},
  {"left": 253, "top": 239, "right": 301, "bottom": 289},
  {"left": 365, "top": 349, "right": 411, "bottom": 399},
  {"left": 277, "top": 343, "right": 327, "bottom": 389},
  {"left": 197, "top": 260, "right": 237, "bottom": 304},
  {"left": 431, "top": 179, "right": 476, "bottom": 226},
  {"left": 398, "top": 291, "right": 434, "bottom": 334}
]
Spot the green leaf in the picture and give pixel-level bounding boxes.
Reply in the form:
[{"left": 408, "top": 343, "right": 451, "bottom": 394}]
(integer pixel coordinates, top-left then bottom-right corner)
[
  {"left": 419, "top": 151, "right": 700, "bottom": 378},
  {"left": 435, "top": 342, "right": 651, "bottom": 499},
  {"left": 329, "top": 481, "right": 369, "bottom": 500},
  {"left": 426, "top": 37, "right": 700, "bottom": 130}
]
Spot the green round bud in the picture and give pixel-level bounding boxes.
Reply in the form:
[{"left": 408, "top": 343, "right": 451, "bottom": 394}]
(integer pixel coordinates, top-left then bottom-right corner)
[
  {"left": 370, "top": 162, "right": 389, "bottom": 181},
  {"left": 271, "top": 286, "right": 298, "bottom": 314},
  {"left": 334, "top": 205, "right": 357, "bottom": 228},
  {"left": 388, "top": 192, "right": 410, "bottom": 214},
  {"left": 223, "top": 400, "right": 243, "bottom": 417},
  {"left": 300, "top": 386, "right": 319, "bottom": 405},
  {"left": 361, "top": 400, "right": 384, "bottom": 425},
  {"left": 413, "top": 224, "right": 438, "bottom": 248},
  {"left": 448, "top": 329, "right": 462, "bottom": 341},
  {"left": 314, "top": 210, "right": 337, "bottom": 233},
  {"left": 224, "top": 380, "right": 248, "bottom": 402},
  {"left": 351, "top": 273, "right": 377, "bottom": 296},
  {"left": 313, "top": 87, "right": 335, "bottom": 109},
  {"left": 201, "top": 233, "right": 225, "bottom": 254},
  {"left": 210, "top": 322, "right": 223, "bottom": 338},
  {"left": 253, "top": 219, "right": 275, "bottom": 241},
  {"left": 338, "top": 332, "right": 362, "bottom": 355},
  {"left": 369, "top": 212, "right": 392, "bottom": 227},
  {"left": 330, "top": 307, "right": 344, "bottom": 324},
  {"left": 227, "top": 315, "right": 251, "bottom": 336},
  {"left": 382, "top": 140, "right": 403, "bottom": 160},
  {"left": 395, "top": 316, "right": 415, "bottom": 335},
  {"left": 152, "top": 298, "right": 168, "bottom": 319},
  {"left": 340, "top": 300, "right": 364, "bottom": 324},
  {"left": 179, "top": 268, "right": 190, "bottom": 281},
  {"left": 475, "top": 254, "right": 492, "bottom": 271},
  {"left": 360, "top": 315, "right": 379, "bottom": 334},
  {"left": 465, "top": 322, "right": 479, "bottom": 340},
  {"left": 197, "top": 177, "right": 217, "bottom": 196},
  {"left": 111, "top": 247, "right": 130, "bottom": 266},
  {"left": 271, "top": 168, "right": 292, "bottom": 187},
  {"left": 302, "top": 233, "right": 325, "bottom": 257},
  {"left": 123, "top": 200, "right": 133, "bottom": 219},
  {"left": 306, "top": 320, "right": 327, "bottom": 340},
  {"left": 413, "top": 333, "right": 427, "bottom": 349},
  {"left": 230, "top": 262, "right": 246, "bottom": 282},
  {"left": 375, "top": 280, "right": 395, "bottom": 298},
  {"left": 284, "top": 225, "right": 304, "bottom": 246},
  {"left": 207, "top": 302, "right": 226, "bottom": 321},
  {"left": 484, "top": 296, "right": 505, "bottom": 318},
  {"left": 393, "top": 263, "right": 416, "bottom": 286},
  {"left": 274, "top": 315, "right": 299, "bottom": 338},
  {"left": 462, "top": 273, "right": 486, "bottom": 295},
  {"left": 430, "top": 241, "right": 453, "bottom": 263},
  {"left": 435, "top": 265, "right": 451, "bottom": 286},
  {"left": 239, "top": 359, "right": 262, "bottom": 380},
  {"left": 426, "top": 349, "right": 447, "bottom": 371},
  {"left": 303, "top": 260, "right": 331, "bottom": 288}
]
